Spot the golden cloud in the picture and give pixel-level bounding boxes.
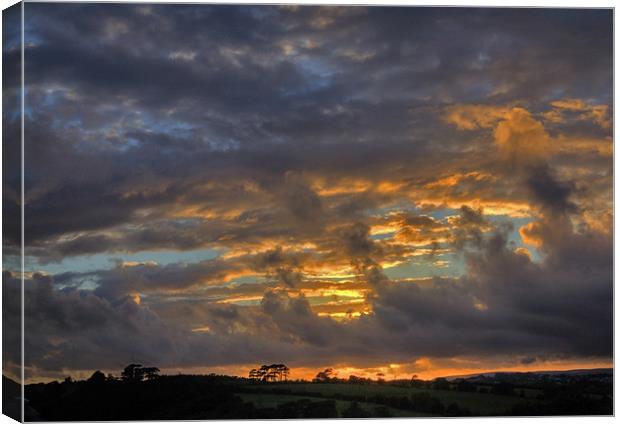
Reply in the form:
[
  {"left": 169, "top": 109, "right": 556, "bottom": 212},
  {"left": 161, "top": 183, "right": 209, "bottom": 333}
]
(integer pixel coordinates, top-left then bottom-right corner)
[
  {"left": 443, "top": 104, "right": 511, "bottom": 130},
  {"left": 519, "top": 222, "right": 544, "bottom": 248},
  {"left": 493, "top": 107, "right": 551, "bottom": 163},
  {"left": 548, "top": 98, "right": 611, "bottom": 129}
]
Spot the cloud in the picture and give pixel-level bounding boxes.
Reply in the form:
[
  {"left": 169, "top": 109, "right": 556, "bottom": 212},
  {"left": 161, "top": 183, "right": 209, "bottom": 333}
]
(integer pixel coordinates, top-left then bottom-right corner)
[
  {"left": 520, "top": 356, "right": 537, "bottom": 365},
  {"left": 525, "top": 164, "right": 576, "bottom": 215},
  {"left": 251, "top": 247, "right": 306, "bottom": 287},
  {"left": 492, "top": 108, "right": 551, "bottom": 164},
  {"left": 443, "top": 104, "right": 510, "bottom": 130},
  {"left": 548, "top": 98, "right": 611, "bottom": 129},
  {"left": 11, "top": 213, "right": 611, "bottom": 381}
]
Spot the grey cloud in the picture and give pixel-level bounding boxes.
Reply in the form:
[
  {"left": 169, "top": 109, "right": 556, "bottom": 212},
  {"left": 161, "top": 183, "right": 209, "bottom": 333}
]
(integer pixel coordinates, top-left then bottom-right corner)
[{"left": 525, "top": 164, "right": 576, "bottom": 215}]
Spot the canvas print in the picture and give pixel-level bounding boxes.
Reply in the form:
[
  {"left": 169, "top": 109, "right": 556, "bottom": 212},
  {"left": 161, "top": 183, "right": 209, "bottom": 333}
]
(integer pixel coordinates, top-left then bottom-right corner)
[{"left": 2, "top": 2, "right": 613, "bottom": 421}]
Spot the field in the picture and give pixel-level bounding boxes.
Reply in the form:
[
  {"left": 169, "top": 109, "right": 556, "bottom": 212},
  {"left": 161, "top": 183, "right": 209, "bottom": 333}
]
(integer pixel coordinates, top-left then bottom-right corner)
[
  {"left": 239, "top": 382, "right": 526, "bottom": 416},
  {"left": 238, "top": 392, "right": 427, "bottom": 417}
]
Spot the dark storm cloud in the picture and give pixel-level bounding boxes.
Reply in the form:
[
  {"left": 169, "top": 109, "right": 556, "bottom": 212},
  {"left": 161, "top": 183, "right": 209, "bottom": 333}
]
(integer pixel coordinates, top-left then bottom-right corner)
[
  {"left": 3, "top": 4, "right": 23, "bottom": 250},
  {"left": 525, "top": 164, "right": 576, "bottom": 215},
  {"left": 20, "top": 5, "right": 612, "bottom": 180},
  {"left": 90, "top": 259, "right": 246, "bottom": 301},
  {"left": 252, "top": 247, "right": 306, "bottom": 287}
]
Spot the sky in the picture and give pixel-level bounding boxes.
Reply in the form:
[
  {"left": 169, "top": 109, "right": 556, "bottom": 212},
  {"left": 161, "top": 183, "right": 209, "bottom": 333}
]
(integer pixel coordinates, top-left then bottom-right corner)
[{"left": 2, "top": 4, "right": 613, "bottom": 383}]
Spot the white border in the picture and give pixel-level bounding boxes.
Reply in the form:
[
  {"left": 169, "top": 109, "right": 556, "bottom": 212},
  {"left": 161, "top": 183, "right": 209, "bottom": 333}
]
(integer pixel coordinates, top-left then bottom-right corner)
[{"left": 0, "top": 1, "right": 615, "bottom": 424}]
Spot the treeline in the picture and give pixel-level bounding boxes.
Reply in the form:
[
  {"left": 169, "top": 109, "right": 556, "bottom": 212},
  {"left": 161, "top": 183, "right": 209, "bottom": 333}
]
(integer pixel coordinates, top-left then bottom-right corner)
[
  {"left": 22, "top": 365, "right": 613, "bottom": 419},
  {"left": 25, "top": 373, "right": 435, "bottom": 420},
  {"left": 24, "top": 369, "right": 469, "bottom": 420},
  {"left": 27, "top": 373, "right": 258, "bottom": 420},
  {"left": 25, "top": 364, "right": 253, "bottom": 420}
]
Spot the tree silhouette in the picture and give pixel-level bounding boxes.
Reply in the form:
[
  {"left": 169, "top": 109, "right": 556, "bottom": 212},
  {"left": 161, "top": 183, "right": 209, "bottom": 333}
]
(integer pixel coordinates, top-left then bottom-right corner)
[
  {"left": 278, "top": 364, "right": 290, "bottom": 381},
  {"left": 141, "top": 367, "right": 161, "bottom": 381},
  {"left": 313, "top": 368, "right": 335, "bottom": 382},
  {"left": 248, "top": 369, "right": 260, "bottom": 381},
  {"left": 248, "top": 364, "right": 290, "bottom": 382},
  {"left": 121, "top": 364, "right": 143, "bottom": 382},
  {"left": 348, "top": 375, "right": 371, "bottom": 384},
  {"left": 87, "top": 370, "right": 106, "bottom": 385},
  {"left": 121, "top": 364, "right": 160, "bottom": 382},
  {"left": 259, "top": 365, "right": 275, "bottom": 381}
]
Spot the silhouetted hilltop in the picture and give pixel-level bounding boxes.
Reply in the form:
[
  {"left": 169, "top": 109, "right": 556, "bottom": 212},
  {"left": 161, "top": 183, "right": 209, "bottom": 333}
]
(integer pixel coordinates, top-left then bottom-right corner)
[{"left": 444, "top": 368, "right": 613, "bottom": 381}]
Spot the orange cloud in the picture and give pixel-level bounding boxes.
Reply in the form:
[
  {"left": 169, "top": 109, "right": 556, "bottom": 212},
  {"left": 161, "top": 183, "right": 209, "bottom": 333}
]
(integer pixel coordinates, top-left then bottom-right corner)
[
  {"left": 444, "top": 104, "right": 552, "bottom": 166},
  {"left": 416, "top": 198, "right": 532, "bottom": 218},
  {"left": 514, "top": 246, "right": 533, "bottom": 259},
  {"left": 519, "top": 222, "right": 544, "bottom": 248},
  {"left": 445, "top": 103, "right": 612, "bottom": 164},
  {"left": 548, "top": 98, "right": 611, "bottom": 129},
  {"left": 443, "top": 104, "right": 510, "bottom": 130},
  {"left": 493, "top": 107, "right": 551, "bottom": 163},
  {"left": 554, "top": 135, "right": 612, "bottom": 157},
  {"left": 423, "top": 172, "right": 495, "bottom": 190}
]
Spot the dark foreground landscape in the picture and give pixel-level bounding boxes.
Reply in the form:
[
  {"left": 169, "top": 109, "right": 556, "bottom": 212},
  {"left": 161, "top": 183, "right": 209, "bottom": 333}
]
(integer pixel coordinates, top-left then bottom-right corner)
[{"left": 3, "top": 365, "right": 613, "bottom": 420}]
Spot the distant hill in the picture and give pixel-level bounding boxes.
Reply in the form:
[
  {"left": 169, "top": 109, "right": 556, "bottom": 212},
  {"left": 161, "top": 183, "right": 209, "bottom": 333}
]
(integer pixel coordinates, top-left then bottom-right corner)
[{"left": 444, "top": 368, "right": 612, "bottom": 381}]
